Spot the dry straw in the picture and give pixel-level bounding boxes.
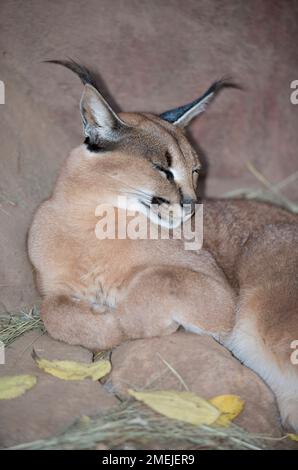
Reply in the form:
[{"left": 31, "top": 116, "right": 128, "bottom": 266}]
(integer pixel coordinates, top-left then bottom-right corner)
[
  {"left": 9, "top": 402, "right": 285, "bottom": 450},
  {"left": 0, "top": 306, "right": 44, "bottom": 346}
]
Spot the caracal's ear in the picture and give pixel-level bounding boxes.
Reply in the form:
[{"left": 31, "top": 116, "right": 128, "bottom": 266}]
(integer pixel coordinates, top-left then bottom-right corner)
[
  {"left": 45, "top": 59, "right": 129, "bottom": 149},
  {"left": 160, "top": 79, "right": 238, "bottom": 128},
  {"left": 80, "top": 84, "right": 127, "bottom": 145}
]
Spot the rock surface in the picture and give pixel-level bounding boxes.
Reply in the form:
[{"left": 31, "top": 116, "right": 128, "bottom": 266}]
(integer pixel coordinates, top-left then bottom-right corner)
[
  {"left": 108, "top": 331, "right": 282, "bottom": 435},
  {"left": 0, "top": 331, "right": 118, "bottom": 448}
]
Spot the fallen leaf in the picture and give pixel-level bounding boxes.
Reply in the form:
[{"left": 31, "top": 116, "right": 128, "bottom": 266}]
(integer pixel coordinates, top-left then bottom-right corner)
[
  {"left": 0, "top": 375, "right": 37, "bottom": 400},
  {"left": 128, "top": 389, "right": 220, "bottom": 426},
  {"left": 288, "top": 433, "right": 298, "bottom": 442},
  {"left": 209, "top": 394, "right": 244, "bottom": 426},
  {"left": 32, "top": 350, "right": 111, "bottom": 381},
  {"left": 79, "top": 415, "right": 92, "bottom": 427}
]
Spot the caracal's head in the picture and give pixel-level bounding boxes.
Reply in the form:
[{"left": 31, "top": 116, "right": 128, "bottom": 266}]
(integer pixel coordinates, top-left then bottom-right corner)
[{"left": 50, "top": 60, "right": 234, "bottom": 228}]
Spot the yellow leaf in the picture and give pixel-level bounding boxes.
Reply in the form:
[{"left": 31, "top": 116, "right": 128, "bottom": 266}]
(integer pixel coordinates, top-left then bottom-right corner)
[
  {"left": 209, "top": 394, "right": 244, "bottom": 426},
  {"left": 0, "top": 375, "right": 37, "bottom": 400},
  {"left": 128, "top": 389, "right": 220, "bottom": 426},
  {"left": 288, "top": 433, "right": 298, "bottom": 442},
  {"left": 32, "top": 350, "right": 111, "bottom": 381},
  {"left": 79, "top": 415, "right": 92, "bottom": 427}
]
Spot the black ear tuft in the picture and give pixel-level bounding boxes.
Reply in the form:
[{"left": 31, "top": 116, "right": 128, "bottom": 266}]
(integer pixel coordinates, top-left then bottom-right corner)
[
  {"left": 44, "top": 59, "right": 100, "bottom": 90},
  {"left": 160, "top": 78, "right": 241, "bottom": 127}
]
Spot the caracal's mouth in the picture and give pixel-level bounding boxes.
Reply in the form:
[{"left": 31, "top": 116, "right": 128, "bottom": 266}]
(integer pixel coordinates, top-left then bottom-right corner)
[
  {"left": 112, "top": 194, "right": 193, "bottom": 229},
  {"left": 140, "top": 199, "right": 193, "bottom": 229}
]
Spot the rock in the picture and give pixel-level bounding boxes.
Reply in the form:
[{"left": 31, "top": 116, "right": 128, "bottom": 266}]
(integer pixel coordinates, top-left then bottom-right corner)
[
  {"left": 0, "top": 331, "right": 118, "bottom": 448},
  {"left": 108, "top": 331, "right": 281, "bottom": 435}
]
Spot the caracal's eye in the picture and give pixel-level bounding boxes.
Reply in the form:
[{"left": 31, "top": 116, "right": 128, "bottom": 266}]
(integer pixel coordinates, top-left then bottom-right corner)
[
  {"left": 153, "top": 164, "right": 174, "bottom": 182},
  {"left": 192, "top": 168, "right": 200, "bottom": 180}
]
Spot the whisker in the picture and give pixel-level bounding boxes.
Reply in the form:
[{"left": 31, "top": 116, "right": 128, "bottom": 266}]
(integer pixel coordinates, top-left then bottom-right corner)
[
  {"left": 117, "top": 189, "right": 152, "bottom": 203},
  {"left": 103, "top": 173, "right": 151, "bottom": 199}
]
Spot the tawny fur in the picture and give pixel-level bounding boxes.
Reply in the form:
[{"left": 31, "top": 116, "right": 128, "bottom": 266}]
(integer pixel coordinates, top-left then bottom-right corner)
[{"left": 28, "top": 65, "right": 298, "bottom": 432}]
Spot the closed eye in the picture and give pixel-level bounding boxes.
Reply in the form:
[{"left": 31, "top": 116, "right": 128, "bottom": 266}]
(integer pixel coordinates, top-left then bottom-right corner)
[{"left": 153, "top": 164, "right": 174, "bottom": 182}]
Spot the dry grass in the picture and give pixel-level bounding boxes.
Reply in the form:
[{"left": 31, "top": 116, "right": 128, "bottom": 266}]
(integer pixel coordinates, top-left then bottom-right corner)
[
  {"left": 0, "top": 306, "right": 44, "bottom": 346},
  {"left": 223, "top": 163, "right": 298, "bottom": 213},
  {"left": 9, "top": 401, "right": 287, "bottom": 450}
]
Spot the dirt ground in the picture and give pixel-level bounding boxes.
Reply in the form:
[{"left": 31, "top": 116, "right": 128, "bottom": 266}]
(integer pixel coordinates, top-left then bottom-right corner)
[{"left": 0, "top": 0, "right": 298, "bottom": 448}]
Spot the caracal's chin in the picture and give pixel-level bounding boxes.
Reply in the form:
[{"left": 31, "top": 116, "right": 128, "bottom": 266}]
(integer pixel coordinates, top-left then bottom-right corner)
[{"left": 148, "top": 205, "right": 191, "bottom": 229}]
